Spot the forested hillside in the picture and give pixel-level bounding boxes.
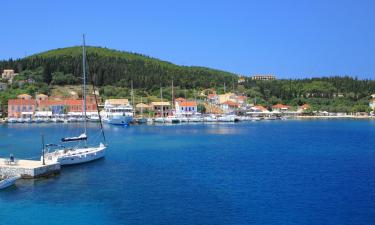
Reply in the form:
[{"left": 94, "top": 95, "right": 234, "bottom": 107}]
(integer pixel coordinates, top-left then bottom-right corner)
[
  {"left": 0, "top": 46, "right": 237, "bottom": 89},
  {"left": 0, "top": 46, "right": 375, "bottom": 113}
]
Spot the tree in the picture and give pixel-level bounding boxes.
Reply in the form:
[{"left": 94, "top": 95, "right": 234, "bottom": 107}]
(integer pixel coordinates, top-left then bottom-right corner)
[{"left": 43, "top": 63, "right": 52, "bottom": 84}]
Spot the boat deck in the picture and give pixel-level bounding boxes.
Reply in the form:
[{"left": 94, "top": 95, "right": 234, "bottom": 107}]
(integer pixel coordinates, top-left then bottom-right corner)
[{"left": 0, "top": 158, "right": 60, "bottom": 178}]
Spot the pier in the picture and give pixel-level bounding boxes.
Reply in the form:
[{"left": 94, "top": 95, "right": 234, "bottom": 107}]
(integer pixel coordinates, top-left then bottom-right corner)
[{"left": 0, "top": 158, "right": 60, "bottom": 178}]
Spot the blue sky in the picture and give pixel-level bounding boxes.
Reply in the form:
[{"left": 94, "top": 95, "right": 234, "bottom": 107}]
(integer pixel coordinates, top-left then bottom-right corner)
[{"left": 1, "top": 0, "right": 375, "bottom": 79}]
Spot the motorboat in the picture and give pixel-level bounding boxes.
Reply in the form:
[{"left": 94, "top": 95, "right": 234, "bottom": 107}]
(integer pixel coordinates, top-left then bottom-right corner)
[{"left": 0, "top": 175, "right": 21, "bottom": 190}]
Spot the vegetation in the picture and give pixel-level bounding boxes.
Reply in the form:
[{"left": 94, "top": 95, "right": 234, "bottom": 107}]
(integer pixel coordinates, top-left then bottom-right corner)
[{"left": 0, "top": 46, "right": 374, "bottom": 114}]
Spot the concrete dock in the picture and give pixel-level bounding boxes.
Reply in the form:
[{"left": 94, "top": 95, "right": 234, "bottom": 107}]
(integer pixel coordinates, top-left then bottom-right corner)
[{"left": 0, "top": 158, "right": 60, "bottom": 178}]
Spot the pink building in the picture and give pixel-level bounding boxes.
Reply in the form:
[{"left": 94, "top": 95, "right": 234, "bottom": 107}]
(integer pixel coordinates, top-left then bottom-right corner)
[{"left": 8, "top": 99, "right": 35, "bottom": 118}]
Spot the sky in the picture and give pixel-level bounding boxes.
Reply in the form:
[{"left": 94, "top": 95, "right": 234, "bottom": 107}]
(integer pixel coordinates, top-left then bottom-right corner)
[{"left": 1, "top": 0, "right": 375, "bottom": 79}]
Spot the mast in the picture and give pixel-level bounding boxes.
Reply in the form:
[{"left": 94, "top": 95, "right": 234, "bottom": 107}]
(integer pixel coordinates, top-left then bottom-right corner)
[
  {"left": 82, "top": 34, "right": 87, "bottom": 135},
  {"left": 140, "top": 96, "right": 143, "bottom": 117},
  {"left": 160, "top": 85, "right": 164, "bottom": 117},
  {"left": 171, "top": 79, "right": 174, "bottom": 110},
  {"left": 131, "top": 80, "right": 135, "bottom": 117}
]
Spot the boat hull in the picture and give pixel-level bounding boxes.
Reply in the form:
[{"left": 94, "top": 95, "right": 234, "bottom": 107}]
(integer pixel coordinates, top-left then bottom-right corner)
[
  {"left": 43, "top": 145, "right": 106, "bottom": 166},
  {"left": 105, "top": 116, "right": 133, "bottom": 126},
  {"left": 0, "top": 176, "right": 20, "bottom": 190}
]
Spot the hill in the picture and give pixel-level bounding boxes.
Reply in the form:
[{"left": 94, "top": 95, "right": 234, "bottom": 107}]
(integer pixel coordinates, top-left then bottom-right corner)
[{"left": 0, "top": 46, "right": 238, "bottom": 90}]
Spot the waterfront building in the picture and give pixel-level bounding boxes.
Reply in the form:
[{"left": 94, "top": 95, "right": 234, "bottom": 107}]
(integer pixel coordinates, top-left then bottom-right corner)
[
  {"left": 207, "top": 94, "right": 219, "bottom": 104},
  {"left": 1, "top": 69, "right": 18, "bottom": 83},
  {"left": 175, "top": 101, "right": 197, "bottom": 115},
  {"left": 251, "top": 105, "right": 269, "bottom": 113},
  {"left": 237, "top": 95, "right": 247, "bottom": 105},
  {"left": 150, "top": 102, "right": 171, "bottom": 117},
  {"left": 8, "top": 99, "right": 35, "bottom": 118},
  {"left": 220, "top": 100, "right": 239, "bottom": 112},
  {"left": 251, "top": 74, "right": 276, "bottom": 81},
  {"left": 218, "top": 92, "right": 237, "bottom": 104},
  {"left": 64, "top": 99, "right": 97, "bottom": 113},
  {"left": 272, "top": 104, "right": 290, "bottom": 112},
  {"left": 135, "top": 103, "right": 151, "bottom": 112}
]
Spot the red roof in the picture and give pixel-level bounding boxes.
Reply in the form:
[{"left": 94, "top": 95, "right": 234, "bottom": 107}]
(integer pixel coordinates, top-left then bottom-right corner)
[
  {"left": 175, "top": 97, "right": 185, "bottom": 102},
  {"left": 237, "top": 95, "right": 246, "bottom": 100},
  {"left": 207, "top": 94, "right": 217, "bottom": 99},
  {"left": 8, "top": 99, "right": 35, "bottom": 105},
  {"left": 179, "top": 101, "right": 197, "bottom": 107},
  {"left": 272, "top": 104, "right": 290, "bottom": 109},
  {"left": 254, "top": 105, "right": 268, "bottom": 111},
  {"left": 222, "top": 101, "right": 239, "bottom": 107},
  {"left": 300, "top": 104, "right": 310, "bottom": 109}
]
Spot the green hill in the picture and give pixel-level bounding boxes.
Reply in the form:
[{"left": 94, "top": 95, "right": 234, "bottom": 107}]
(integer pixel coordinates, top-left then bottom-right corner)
[{"left": 0, "top": 46, "right": 238, "bottom": 89}]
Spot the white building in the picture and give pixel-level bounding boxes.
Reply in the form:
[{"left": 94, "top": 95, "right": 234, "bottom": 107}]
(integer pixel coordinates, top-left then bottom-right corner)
[{"left": 175, "top": 101, "right": 197, "bottom": 115}]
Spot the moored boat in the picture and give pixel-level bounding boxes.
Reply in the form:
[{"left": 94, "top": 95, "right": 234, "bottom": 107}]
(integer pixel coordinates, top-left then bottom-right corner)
[{"left": 0, "top": 175, "right": 21, "bottom": 190}]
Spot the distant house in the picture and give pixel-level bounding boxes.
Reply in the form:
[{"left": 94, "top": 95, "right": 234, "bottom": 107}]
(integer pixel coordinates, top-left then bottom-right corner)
[
  {"left": 150, "top": 102, "right": 171, "bottom": 117},
  {"left": 2, "top": 69, "right": 18, "bottom": 83},
  {"left": 272, "top": 104, "right": 290, "bottom": 112},
  {"left": 218, "top": 92, "right": 237, "bottom": 104},
  {"left": 175, "top": 101, "right": 197, "bottom": 115},
  {"left": 175, "top": 97, "right": 185, "bottom": 103},
  {"left": 8, "top": 99, "right": 35, "bottom": 118},
  {"left": 220, "top": 100, "right": 239, "bottom": 112},
  {"left": 135, "top": 103, "right": 151, "bottom": 112},
  {"left": 299, "top": 104, "right": 311, "bottom": 111},
  {"left": 251, "top": 74, "right": 276, "bottom": 81},
  {"left": 104, "top": 99, "right": 130, "bottom": 107},
  {"left": 237, "top": 95, "right": 247, "bottom": 105},
  {"left": 238, "top": 76, "right": 246, "bottom": 84},
  {"left": 251, "top": 105, "right": 269, "bottom": 113},
  {"left": 207, "top": 94, "right": 219, "bottom": 104},
  {"left": 0, "top": 82, "right": 7, "bottom": 91}
]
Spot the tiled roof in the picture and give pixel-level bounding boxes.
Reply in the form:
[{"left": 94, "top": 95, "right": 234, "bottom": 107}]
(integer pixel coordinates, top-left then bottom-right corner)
[
  {"left": 222, "top": 101, "right": 239, "bottom": 107},
  {"left": 151, "top": 102, "right": 170, "bottom": 106},
  {"left": 8, "top": 99, "right": 35, "bottom": 105},
  {"left": 179, "top": 101, "right": 197, "bottom": 107},
  {"left": 254, "top": 105, "right": 268, "bottom": 111},
  {"left": 272, "top": 104, "right": 290, "bottom": 109}
]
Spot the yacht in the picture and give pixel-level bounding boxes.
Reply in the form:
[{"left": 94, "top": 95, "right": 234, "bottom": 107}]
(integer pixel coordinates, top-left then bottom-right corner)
[{"left": 102, "top": 104, "right": 133, "bottom": 126}]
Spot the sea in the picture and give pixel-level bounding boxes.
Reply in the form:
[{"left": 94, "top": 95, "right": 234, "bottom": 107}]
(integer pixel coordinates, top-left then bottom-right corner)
[{"left": 0, "top": 120, "right": 375, "bottom": 225}]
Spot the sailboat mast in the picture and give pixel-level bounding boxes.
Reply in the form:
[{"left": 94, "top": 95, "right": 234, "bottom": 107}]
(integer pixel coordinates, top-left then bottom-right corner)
[
  {"left": 160, "top": 86, "right": 164, "bottom": 117},
  {"left": 82, "top": 34, "right": 87, "bottom": 135},
  {"left": 131, "top": 80, "right": 135, "bottom": 117}
]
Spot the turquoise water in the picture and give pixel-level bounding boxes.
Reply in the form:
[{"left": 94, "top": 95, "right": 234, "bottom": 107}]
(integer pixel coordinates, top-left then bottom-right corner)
[{"left": 1, "top": 120, "right": 375, "bottom": 225}]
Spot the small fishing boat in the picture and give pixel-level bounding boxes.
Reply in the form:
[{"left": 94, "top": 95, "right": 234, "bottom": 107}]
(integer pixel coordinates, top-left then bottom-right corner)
[{"left": 0, "top": 175, "right": 21, "bottom": 190}]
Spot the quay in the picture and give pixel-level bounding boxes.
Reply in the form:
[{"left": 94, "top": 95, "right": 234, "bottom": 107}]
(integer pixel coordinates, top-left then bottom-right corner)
[{"left": 0, "top": 158, "right": 60, "bottom": 179}]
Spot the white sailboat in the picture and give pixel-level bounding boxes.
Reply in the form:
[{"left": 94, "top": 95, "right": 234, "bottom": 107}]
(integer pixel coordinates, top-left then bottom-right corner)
[{"left": 41, "top": 35, "right": 107, "bottom": 166}]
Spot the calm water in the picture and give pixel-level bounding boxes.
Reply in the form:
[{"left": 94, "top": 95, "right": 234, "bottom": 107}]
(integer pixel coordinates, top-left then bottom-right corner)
[{"left": 1, "top": 120, "right": 375, "bottom": 225}]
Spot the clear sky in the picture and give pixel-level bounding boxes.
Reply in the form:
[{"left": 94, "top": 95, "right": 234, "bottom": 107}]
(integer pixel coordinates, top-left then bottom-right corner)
[{"left": 1, "top": 0, "right": 375, "bottom": 79}]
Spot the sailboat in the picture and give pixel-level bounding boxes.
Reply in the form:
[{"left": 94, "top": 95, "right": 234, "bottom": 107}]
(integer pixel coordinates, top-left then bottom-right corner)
[
  {"left": 154, "top": 86, "right": 166, "bottom": 123},
  {"left": 41, "top": 35, "right": 107, "bottom": 166}
]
